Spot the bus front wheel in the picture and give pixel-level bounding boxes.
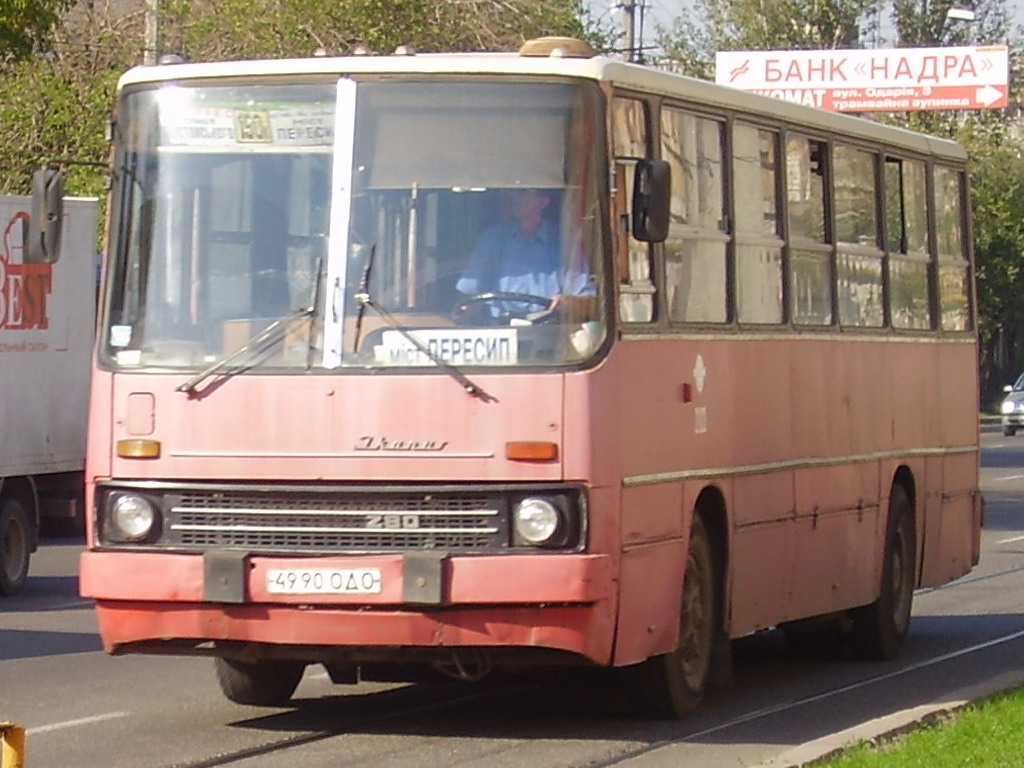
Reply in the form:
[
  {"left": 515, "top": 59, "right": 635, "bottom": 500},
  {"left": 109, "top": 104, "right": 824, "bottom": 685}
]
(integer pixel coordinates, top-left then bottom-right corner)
[
  {"left": 850, "top": 485, "right": 916, "bottom": 660},
  {"left": 214, "top": 657, "right": 306, "bottom": 706},
  {"left": 622, "top": 515, "right": 716, "bottom": 718},
  {"left": 0, "top": 499, "right": 31, "bottom": 596}
]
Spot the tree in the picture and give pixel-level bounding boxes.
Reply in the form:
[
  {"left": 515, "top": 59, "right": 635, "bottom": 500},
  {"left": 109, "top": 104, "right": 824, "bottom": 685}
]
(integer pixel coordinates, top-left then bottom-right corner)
[
  {"left": 159, "top": 0, "right": 595, "bottom": 61},
  {"left": 0, "top": 0, "right": 73, "bottom": 60},
  {"left": 657, "top": 0, "right": 878, "bottom": 79},
  {"left": 891, "top": 0, "right": 1009, "bottom": 47},
  {"left": 0, "top": 2, "right": 135, "bottom": 198}
]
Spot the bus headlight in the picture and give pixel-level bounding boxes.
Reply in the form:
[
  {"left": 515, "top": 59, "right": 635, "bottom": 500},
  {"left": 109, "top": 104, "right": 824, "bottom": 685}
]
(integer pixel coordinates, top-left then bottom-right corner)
[
  {"left": 109, "top": 494, "right": 157, "bottom": 541},
  {"left": 513, "top": 497, "right": 563, "bottom": 546},
  {"left": 1002, "top": 400, "right": 1017, "bottom": 414}
]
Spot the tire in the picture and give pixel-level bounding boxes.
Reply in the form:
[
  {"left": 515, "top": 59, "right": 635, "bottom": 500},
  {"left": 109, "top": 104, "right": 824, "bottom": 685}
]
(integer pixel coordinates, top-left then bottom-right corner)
[
  {"left": 214, "top": 657, "right": 306, "bottom": 706},
  {"left": 850, "top": 486, "right": 916, "bottom": 660},
  {"left": 0, "top": 499, "right": 31, "bottom": 596},
  {"left": 622, "top": 516, "right": 717, "bottom": 719},
  {"left": 1005, "top": 426, "right": 1016, "bottom": 437}
]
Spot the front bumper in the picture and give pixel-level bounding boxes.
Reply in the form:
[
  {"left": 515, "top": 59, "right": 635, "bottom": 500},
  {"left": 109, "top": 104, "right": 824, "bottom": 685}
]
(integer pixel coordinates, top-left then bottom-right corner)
[{"left": 80, "top": 550, "right": 615, "bottom": 663}]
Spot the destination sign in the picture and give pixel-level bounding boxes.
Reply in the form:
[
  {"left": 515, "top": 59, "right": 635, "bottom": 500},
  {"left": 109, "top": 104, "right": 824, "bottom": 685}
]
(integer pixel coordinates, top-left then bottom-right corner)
[
  {"left": 160, "top": 105, "right": 334, "bottom": 147},
  {"left": 375, "top": 328, "right": 518, "bottom": 366}
]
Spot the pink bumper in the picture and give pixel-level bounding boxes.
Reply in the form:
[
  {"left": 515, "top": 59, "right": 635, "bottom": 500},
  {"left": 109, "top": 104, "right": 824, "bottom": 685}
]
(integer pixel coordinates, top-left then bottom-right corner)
[{"left": 80, "top": 551, "right": 616, "bottom": 662}]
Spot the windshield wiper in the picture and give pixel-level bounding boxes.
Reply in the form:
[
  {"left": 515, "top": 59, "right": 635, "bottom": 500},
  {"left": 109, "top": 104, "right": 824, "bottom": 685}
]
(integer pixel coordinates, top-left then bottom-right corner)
[
  {"left": 354, "top": 291, "right": 493, "bottom": 401},
  {"left": 175, "top": 305, "right": 315, "bottom": 395},
  {"left": 178, "top": 257, "right": 325, "bottom": 395}
]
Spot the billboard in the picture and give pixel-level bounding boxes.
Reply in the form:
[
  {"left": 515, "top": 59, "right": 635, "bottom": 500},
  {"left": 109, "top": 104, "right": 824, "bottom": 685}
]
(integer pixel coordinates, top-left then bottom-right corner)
[{"left": 715, "top": 46, "right": 1009, "bottom": 112}]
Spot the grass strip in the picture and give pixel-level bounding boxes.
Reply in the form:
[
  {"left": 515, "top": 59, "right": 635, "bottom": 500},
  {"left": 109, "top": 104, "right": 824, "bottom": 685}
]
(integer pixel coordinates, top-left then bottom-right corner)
[{"left": 817, "top": 687, "right": 1024, "bottom": 767}]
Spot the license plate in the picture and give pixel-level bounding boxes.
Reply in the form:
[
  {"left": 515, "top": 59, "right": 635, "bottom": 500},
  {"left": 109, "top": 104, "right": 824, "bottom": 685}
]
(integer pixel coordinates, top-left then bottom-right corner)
[{"left": 266, "top": 568, "right": 382, "bottom": 595}]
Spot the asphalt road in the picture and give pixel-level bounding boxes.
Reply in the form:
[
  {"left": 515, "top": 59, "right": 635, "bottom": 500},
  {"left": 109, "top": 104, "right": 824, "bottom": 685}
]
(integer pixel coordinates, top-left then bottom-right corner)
[{"left": 4, "top": 427, "right": 1024, "bottom": 767}]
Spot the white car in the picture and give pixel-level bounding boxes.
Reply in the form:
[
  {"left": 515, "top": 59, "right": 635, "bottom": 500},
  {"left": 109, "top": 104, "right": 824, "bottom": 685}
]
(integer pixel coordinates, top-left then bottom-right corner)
[{"left": 1001, "top": 373, "right": 1024, "bottom": 435}]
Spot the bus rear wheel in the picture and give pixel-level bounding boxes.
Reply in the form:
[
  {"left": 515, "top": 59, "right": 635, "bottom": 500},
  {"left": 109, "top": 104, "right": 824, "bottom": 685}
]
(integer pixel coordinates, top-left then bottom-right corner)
[
  {"left": 850, "top": 486, "right": 916, "bottom": 660},
  {"left": 0, "top": 499, "right": 31, "bottom": 596},
  {"left": 214, "top": 657, "right": 306, "bottom": 706},
  {"left": 622, "top": 516, "right": 716, "bottom": 719}
]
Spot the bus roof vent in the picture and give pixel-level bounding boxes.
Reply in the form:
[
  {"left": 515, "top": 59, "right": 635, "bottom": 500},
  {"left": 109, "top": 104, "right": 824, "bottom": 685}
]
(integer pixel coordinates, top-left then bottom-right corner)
[
  {"left": 518, "top": 37, "right": 596, "bottom": 59},
  {"left": 157, "top": 53, "right": 187, "bottom": 65}
]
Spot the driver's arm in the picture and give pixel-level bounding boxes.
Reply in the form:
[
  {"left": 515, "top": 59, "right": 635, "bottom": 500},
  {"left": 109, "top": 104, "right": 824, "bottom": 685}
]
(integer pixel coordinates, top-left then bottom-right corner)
[
  {"left": 549, "top": 293, "right": 598, "bottom": 321},
  {"left": 457, "top": 226, "right": 505, "bottom": 296}
]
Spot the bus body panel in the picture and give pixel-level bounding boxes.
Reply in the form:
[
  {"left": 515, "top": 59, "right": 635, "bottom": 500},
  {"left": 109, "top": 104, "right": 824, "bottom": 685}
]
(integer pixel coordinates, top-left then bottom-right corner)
[
  {"left": 104, "top": 373, "right": 568, "bottom": 483},
  {"left": 605, "top": 334, "right": 978, "bottom": 640}
]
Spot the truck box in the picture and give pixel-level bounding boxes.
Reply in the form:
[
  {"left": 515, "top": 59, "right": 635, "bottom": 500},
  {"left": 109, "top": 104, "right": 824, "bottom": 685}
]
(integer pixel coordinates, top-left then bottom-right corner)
[{"left": 0, "top": 195, "right": 98, "bottom": 594}]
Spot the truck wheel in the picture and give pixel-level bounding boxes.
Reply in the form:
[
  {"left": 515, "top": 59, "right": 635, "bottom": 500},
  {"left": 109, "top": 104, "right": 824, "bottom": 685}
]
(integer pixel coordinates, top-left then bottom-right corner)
[
  {"left": 0, "top": 499, "right": 31, "bottom": 596},
  {"left": 621, "top": 516, "right": 716, "bottom": 718},
  {"left": 214, "top": 657, "right": 305, "bottom": 706},
  {"left": 851, "top": 486, "right": 916, "bottom": 660}
]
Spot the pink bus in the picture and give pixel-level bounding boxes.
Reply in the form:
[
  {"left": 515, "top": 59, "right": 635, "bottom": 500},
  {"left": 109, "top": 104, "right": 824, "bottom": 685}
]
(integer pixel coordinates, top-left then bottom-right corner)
[{"left": 73, "top": 37, "right": 981, "bottom": 718}]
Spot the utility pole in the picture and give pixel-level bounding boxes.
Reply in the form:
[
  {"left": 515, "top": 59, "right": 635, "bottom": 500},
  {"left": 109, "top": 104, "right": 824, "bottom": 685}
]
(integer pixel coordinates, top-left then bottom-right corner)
[
  {"left": 619, "top": 0, "right": 647, "bottom": 63},
  {"left": 621, "top": 0, "right": 636, "bottom": 62},
  {"left": 144, "top": 0, "right": 160, "bottom": 65}
]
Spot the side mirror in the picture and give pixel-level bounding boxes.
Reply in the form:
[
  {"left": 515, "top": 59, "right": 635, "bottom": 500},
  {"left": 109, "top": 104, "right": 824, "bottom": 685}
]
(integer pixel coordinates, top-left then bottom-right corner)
[
  {"left": 28, "top": 167, "right": 64, "bottom": 264},
  {"left": 631, "top": 159, "right": 670, "bottom": 243},
  {"left": 1005, "top": 385, "right": 1013, "bottom": 393}
]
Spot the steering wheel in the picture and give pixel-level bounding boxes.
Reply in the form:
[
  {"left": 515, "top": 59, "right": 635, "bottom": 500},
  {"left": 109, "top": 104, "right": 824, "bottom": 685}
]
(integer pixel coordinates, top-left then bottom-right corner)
[{"left": 453, "top": 292, "right": 553, "bottom": 326}]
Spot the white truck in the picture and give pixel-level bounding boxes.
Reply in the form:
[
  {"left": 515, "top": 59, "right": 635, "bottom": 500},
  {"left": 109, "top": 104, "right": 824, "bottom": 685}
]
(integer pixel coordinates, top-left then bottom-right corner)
[{"left": 0, "top": 193, "right": 98, "bottom": 595}]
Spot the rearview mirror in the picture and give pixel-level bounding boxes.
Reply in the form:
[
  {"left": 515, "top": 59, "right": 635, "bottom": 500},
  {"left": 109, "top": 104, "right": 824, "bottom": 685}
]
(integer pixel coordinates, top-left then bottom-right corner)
[
  {"left": 28, "top": 167, "right": 64, "bottom": 264},
  {"left": 631, "top": 159, "right": 670, "bottom": 243}
]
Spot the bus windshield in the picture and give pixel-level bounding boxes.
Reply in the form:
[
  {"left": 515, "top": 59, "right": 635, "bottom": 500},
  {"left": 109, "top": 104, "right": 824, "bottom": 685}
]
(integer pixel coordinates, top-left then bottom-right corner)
[{"left": 101, "top": 78, "right": 607, "bottom": 373}]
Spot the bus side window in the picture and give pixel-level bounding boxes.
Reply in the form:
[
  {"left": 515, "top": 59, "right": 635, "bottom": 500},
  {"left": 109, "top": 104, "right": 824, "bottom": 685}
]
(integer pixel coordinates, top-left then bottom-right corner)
[
  {"left": 661, "top": 107, "right": 727, "bottom": 324},
  {"left": 612, "top": 96, "right": 656, "bottom": 323},
  {"left": 787, "top": 134, "right": 832, "bottom": 326},
  {"left": 934, "top": 165, "right": 970, "bottom": 331},
  {"left": 834, "top": 143, "right": 883, "bottom": 328},
  {"left": 733, "top": 123, "right": 784, "bottom": 324},
  {"left": 885, "top": 157, "right": 931, "bottom": 330}
]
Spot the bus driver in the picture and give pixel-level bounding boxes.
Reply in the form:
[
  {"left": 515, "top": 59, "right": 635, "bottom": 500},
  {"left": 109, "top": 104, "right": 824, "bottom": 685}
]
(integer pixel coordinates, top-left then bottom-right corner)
[{"left": 455, "top": 187, "right": 595, "bottom": 324}]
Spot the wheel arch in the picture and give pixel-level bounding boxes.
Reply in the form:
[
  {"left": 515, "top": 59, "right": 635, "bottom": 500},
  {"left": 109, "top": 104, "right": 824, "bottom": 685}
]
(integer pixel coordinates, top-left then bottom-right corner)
[
  {"left": 891, "top": 465, "right": 917, "bottom": 518},
  {"left": 889, "top": 465, "right": 918, "bottom": 584},
  {"left": 693, "top": 485, "right": 729, "bottom": 636}
]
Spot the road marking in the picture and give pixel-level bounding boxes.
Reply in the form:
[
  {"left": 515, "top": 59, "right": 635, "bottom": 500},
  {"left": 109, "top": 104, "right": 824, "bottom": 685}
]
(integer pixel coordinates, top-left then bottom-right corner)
[
  {"left": 998, "top": 534, "right": 1024, "bottom": 544},
  {"left": 45, "top": 600, "right": 95, "bottom": 610},
  {"left": 988, "top": 473, "right": 1024, "bottom": 482},
  {"left": 28, "top": 711, "right": 129, "bottom": 735}
]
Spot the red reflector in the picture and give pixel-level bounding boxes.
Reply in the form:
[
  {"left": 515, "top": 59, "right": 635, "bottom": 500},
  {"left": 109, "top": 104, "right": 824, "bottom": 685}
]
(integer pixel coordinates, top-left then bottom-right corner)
[{"left": 505, "top": 441, "right": 558, "bottom": 461}]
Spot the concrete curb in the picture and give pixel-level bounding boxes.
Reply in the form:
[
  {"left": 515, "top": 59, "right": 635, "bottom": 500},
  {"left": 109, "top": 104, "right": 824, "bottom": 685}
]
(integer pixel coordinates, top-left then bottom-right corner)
[{"left": 752, "top": 670, "right": 1024, "bottom": 767}]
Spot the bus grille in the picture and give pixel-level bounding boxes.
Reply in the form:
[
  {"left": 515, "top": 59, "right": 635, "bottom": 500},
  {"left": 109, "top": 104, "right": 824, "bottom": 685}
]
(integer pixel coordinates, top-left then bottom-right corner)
[{"left": 165, "top": 489, "right": 507, "bottom": 553}]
